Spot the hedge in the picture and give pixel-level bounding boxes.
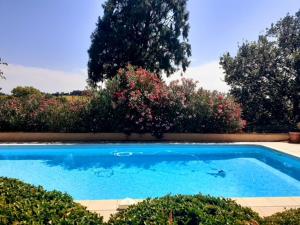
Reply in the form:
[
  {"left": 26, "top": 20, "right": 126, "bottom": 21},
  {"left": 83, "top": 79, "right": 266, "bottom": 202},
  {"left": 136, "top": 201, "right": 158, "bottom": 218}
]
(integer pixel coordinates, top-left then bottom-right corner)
[
  {"left": 0, "top": 66, "right": 245, "bottom": 136},
  {"left": 0, "top": 177, "right": 104, "bottom": 225}
]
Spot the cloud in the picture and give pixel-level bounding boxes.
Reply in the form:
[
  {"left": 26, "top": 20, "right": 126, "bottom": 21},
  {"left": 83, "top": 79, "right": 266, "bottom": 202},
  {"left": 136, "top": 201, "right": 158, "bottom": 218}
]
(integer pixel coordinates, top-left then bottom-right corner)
[
  {"left": 0, "top": 61, "right": 229, "bottom": 94},
  {"left": 164, "top": 61, "right": 230, "bottom": 93},
  {"left": 1, "top": 64, "right": 87, "bottom": 94}
]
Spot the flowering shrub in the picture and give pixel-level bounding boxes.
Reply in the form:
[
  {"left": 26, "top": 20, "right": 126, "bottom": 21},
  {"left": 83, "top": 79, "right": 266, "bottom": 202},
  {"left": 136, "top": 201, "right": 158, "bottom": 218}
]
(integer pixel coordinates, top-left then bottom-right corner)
[
  {"left": 208, "top": 91, "right": 246, "bottom": 133},
  {"left": 93, "top": 66, "right": 244, "bottom": 135},
  {"left": 0, "top": 94, "right": 89, "bottom": 132},
  {"left": 106, "top": 65, "right": 172, "bottom": 136},
  {"left": 166, "top": 78, "right": 245, "bottom": 133},
  {"left": 0, "top": 67, "right": 244, "bottom": 135}
]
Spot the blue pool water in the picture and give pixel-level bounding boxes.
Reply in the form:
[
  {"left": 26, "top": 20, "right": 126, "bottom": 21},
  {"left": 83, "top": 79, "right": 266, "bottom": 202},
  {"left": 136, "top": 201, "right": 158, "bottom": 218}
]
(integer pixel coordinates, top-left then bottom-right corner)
[{"left": 0, "top": 144, "right": 300, "bottom": 199}]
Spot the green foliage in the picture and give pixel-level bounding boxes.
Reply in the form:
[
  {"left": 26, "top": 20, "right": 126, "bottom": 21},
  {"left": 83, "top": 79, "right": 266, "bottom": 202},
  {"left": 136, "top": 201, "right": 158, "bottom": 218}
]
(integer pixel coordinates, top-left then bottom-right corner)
[
  {"left": 262, "top": 208, "right": 300, "bottom": 225},
  {"left": 267, "top": 10, "right": 300, "bottom": 125},
  {"left": 86, "top": 89, "right": 119, "bottom": 132},
  {"left": 11, "top": 86, "right": 43, "bottom": 97},
  {"left": 167, "top": 79, "right": 245, "bottom": 133},
  {"left": 106, "top": 65, "right": 172, "bottom": 136},
  {"left": 108, "top": 195, "right": 261, "bottom": 225},
  {"left": 0, "top": 67, "right": 244, "bottom": 135},
  {"left": 0, "top": 95, "right": 89, "bottom": 132},
  {"left": 0, "top": 177, "right": 104, "bottom": 225},
  {"left": 87, "top": 66, "right": 244, "bottom": 135},
  {"left": 88, "top": 0, "right": 191, "bottom": 84},
  {"left": 220, "top": 10, "right": 300, "bottom": 132}
]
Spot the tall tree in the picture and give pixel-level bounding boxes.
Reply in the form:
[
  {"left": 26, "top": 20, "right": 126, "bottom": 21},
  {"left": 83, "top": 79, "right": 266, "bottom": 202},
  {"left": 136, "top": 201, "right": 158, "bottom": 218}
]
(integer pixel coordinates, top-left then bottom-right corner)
[
  {"left": 220, "top": 10, "right": 300, "bottom": 131},
  {"left": 88, "top": 0, "right": 191, "bottom": 84},
  {"left": 267, "top": 11, "right": 300, "bottom": 122}
]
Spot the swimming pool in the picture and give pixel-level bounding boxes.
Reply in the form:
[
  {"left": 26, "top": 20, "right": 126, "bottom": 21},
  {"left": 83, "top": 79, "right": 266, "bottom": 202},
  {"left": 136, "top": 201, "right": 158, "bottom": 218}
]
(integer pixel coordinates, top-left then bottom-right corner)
[{"left": 0, "top": 144, "right": 299, "bottom": 199}]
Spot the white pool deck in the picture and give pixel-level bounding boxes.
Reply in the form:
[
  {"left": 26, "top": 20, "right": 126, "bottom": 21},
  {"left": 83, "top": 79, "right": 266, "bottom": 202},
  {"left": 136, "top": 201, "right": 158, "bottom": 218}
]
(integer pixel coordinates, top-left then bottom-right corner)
[{"left": 76, "top": 142, "right": 300, "bottom": 221}]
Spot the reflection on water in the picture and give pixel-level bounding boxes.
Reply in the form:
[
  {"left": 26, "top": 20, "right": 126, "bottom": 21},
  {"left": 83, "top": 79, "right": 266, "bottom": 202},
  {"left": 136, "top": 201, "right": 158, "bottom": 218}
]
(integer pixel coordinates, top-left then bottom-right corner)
[{"left": 0, "top": 150, "right": 299, "bottom": 180}]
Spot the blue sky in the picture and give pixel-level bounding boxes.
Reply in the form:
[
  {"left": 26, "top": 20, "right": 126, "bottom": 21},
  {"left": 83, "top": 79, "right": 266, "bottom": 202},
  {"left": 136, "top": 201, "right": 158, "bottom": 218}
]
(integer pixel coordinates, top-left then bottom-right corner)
[{"left": 0, "top": 0, "right": 299, "bottom": 93}]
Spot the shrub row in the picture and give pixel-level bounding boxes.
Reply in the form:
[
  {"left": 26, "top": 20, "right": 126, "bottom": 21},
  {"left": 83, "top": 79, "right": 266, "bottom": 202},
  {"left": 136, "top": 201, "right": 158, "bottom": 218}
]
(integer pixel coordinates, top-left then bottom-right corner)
[
  {"left": 0, "top": 66, "right": 245, "bottom": 136},
  {"left": 1, "top": 177, "right": 298, "bottom": 225},
  {"left": 0, "top": 177, "right": 104, "bottom": 224}
]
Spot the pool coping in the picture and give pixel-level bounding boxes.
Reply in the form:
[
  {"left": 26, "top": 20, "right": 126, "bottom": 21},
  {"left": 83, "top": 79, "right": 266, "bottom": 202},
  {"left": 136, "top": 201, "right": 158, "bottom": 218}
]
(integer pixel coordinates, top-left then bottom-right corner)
[
  {"left": 1, "top": 141, "right": 299, "bottom": 158},
  {"left": 1, "top": 141, "right": 300, "bottom": 220}
]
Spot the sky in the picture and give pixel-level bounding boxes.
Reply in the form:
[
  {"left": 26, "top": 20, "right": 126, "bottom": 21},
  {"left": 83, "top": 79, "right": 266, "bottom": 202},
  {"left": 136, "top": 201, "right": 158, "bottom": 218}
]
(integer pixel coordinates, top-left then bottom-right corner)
[{"left": 0, "top": 0, "right": 299, "bottom": 93}]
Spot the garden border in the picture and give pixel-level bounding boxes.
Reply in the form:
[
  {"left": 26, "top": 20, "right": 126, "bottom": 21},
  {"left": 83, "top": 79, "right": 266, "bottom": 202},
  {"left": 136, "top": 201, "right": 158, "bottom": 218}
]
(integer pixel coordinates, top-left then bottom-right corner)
[{"left": 0, "top": 132, "right": 288, "bottom": 142}]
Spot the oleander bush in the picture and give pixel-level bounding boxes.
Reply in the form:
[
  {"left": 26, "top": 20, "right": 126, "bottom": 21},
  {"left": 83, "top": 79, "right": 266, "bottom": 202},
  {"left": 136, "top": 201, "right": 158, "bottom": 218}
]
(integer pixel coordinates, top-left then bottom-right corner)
[
  {"left": 262, "top": 208, "right": 300, "bottom": 225},
  {"left": 167, "top": 78, "right": 245, "bottom": 133},
  {"left": 87, "top": 65, "right": 245, "bottom": 136},
  {"left": 105, "top": 66, "right": 173, "bottom": 135},
  {"left": 0, "top": 66, "right": 245, "bottom": 135},
  {"left": 0, "top": 94, "right": 89, "bottom": 132},
  {"left": 107, "top": 195, "right": 261, "bottom": 225},
  {"left": 0, "top": 177, "right": 104, "bottom": 225}
]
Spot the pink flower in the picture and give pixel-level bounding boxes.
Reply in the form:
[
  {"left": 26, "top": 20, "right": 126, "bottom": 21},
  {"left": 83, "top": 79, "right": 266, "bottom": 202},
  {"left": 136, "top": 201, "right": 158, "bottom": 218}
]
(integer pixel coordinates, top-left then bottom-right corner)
[
  {"left": 129, "top": 81, "right": 135, "bottom": 89},
  {"left": 218, "top": 95, "right": 224, "bottom": 101},
  {"left": 242, "top": 120, "right": 247, "bottom": 128}
]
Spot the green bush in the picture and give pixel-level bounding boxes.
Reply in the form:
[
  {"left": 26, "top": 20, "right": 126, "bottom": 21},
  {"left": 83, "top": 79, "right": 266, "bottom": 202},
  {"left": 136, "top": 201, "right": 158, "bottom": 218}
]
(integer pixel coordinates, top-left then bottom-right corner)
[
  {"left": 0, "top": 177, "right": 104, "bottom": 225},
  {"left": 11, "top": 86, "right": 43, "bottom": 97},
  {"left": 87, "top": 89, "right": 120, "bottom": 132},
  {"left": 262, "top": 208, "right": 300, "bottom": 225},
  {"left": 107, "top": 195, "right": 261, "bottom": 225}
]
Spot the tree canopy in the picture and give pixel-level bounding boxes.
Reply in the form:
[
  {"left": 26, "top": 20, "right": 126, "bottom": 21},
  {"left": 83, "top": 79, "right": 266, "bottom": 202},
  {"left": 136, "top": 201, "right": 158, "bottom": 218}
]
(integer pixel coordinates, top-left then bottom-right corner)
[
  {"left": 220, "top": 10, "right": 300, "bottom": 131},
  {"left": 267, "top": 10, "right": 300, "bottom": 124},
  {"left": 88, "top": 0, "right": 191, "bottom": 84}
]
